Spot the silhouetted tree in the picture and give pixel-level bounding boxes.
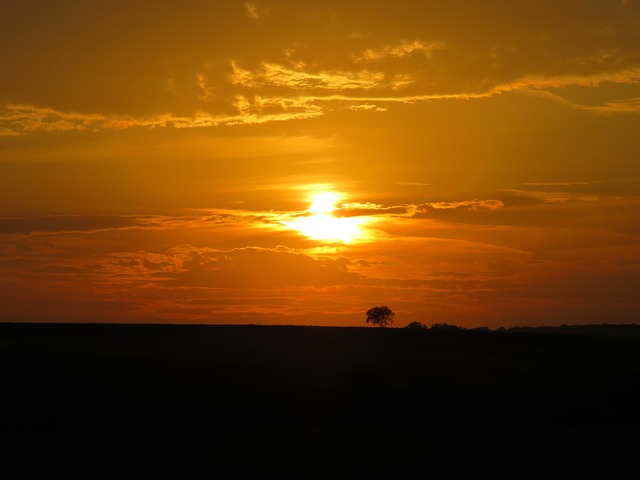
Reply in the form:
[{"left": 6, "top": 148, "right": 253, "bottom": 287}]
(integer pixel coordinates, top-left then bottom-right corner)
[
  {"left": 366, "top": 306, "right": 395, "bottom": 328},
  {"left": 405, "top": 321, "right": 427, "bottom": 330}
]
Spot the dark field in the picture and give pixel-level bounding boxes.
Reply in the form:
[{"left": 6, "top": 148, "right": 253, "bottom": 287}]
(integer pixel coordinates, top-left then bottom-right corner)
[{"left": 1, "top": 323, "right": 639, "bottom": 478}]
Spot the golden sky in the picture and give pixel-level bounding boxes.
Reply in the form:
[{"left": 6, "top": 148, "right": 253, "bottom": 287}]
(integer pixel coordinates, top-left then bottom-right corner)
[{"left": 1, "top": 0, "right": 639, "bottom": 327}]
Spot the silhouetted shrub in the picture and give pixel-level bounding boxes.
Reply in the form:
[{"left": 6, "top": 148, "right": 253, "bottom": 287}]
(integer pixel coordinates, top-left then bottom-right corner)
[
  {"left": 430, "top": 323, "right": 464, "bottom": 331},
  {"left": 405, "top": 321, "right": 427, "bottom": 330}
]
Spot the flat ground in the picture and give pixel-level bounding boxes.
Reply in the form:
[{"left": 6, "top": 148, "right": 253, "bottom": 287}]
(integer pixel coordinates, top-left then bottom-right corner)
[{"left": 1, "top": 323, "right": 639, "bottom": 478}]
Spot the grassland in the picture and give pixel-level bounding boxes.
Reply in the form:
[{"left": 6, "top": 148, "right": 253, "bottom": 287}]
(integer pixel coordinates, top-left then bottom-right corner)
[{"left": 1, "top": 323, "right": 639, "bottom": 477}]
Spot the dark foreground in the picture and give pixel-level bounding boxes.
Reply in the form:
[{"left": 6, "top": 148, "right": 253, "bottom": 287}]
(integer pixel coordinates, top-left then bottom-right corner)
[{"left": 1, "top": 323, "right": 639, "bottom": 478}]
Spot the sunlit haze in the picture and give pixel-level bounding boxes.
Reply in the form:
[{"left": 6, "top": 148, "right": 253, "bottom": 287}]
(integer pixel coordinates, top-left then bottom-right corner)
[
  {"left": 309, "top": 192, "right": 341, "bottom": 215},
  {"left": 283, "top": 191, "right": 368, "bottom": 243}
]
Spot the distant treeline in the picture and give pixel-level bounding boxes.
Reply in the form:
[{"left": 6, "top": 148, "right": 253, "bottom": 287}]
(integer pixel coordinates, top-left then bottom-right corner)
[
  {"left": 405, "top": 321, "right": 640, "bottom": 338},
  {"left": 503, "top": 323, "right": 640, "bottom": 338}
]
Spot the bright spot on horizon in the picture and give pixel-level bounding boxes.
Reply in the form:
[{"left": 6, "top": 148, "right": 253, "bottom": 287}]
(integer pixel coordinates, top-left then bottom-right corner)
[{"left": 284, "top": 191, "right": 367, "bottom": 243}]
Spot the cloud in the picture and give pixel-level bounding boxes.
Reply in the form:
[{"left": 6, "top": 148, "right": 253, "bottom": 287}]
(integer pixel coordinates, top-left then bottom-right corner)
[
  {"left": 347, "top": 104, "right": 387, "bottom": 112},
  {"left": 0, "top": 104, "right": 177, "bottom": 135},
  {"left": 494, "top": 68, "right": 640, "bottom": 94},
  {"left": 397, "top": 181, "right": 433, "bottom": 187},
  {"left": 0, "top": 215, "right": 144, "bottom": 235},
  {"left": 159, "top": 245, "right": 361, "bottom": 289},
  {"left": 4, "top": 60, "right": 639, "bottom": 135},
  {"left": 353, "top": 40, "right": 445, "bottom": 63},
  {"left": 244, "top": 2, "right": 267, "bottom": 20},
  {"left": 232, "top": 94, "right": 324, "bottom": 123},
  {"left": 230, "top": 61, "right": 411, "bottom": 92},
  {"left": 588, "top": 96, "right": 640, "bottom": 113},
  {"left": 0, "top": 213, "right": 261, "bottom": 237},
  {"left": 268, "top": 198, "right": 506, "bottom": 223},
  {"left": 0, "top": 102, "right": 324, "bottom": 136},
  {"left": 0, "top": 104, "right": 108, "bottom": 134},
  {"left": 1, "top": 0, "right": 639, "bottom": 136},
  {"left": 337, "top": 202, "right": 414, "bottom": 218},
  {"left": 523, "top": 182, "right": 590, "bottom": 187},
  {"left": 521, "top": 178, "right": 640, "bottom": 197},
  {"left": 417, "top": 200, "right": 505, "bottom": 212},
  {"left": 489, "top": 68, "right": 640, "bottom": 112}
]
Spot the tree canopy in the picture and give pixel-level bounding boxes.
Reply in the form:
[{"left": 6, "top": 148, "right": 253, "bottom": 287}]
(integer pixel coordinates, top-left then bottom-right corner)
[{"left": 366, "top": 306, "right": 395, "bottom": 328}]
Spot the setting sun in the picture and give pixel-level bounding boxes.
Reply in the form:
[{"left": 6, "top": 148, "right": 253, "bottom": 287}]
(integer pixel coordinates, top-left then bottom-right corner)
[
  {"left": 284, "top": 191, "right": 367, "bottom": 243},
  {"left": 308, "top": 192, "right": 341, "bottom": 214}
]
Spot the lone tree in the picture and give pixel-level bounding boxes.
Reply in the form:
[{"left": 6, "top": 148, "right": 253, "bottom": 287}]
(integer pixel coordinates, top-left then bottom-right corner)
[{"left": 366, "top": 306, "right": 395, "bottom": 328}]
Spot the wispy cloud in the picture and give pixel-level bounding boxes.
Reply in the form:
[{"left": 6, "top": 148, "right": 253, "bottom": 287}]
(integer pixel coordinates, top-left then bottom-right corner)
[
  {"left": 3, "top": 62, "right": 640, "bottom": 136},
  {"left": 0, "top": 215, "right": 143, "bottom": 235},
  {"left": 523, "top": 182, "right": 591, "bottom": 186},
  {"left": 230, "top": 61, "right": 412, "bottom": 91},
  {"left": 232, "top": 94, "right": 324, "bottom": 123},
  {"left": 244, "top": 2, "right": 267, "bottom": 20},
  {"left": 417, "top": 200, "right": 505, "bottom": 212},
  {"left": 348, "top": 103, "right": 387, "bottom": 112},
  {"left": 588, "top": 96, "right": 640, "bottom": 113},
  {"left": 0, "top": 104, "right": 110, "bottom": 134},
  {"left": 495, "top": 68, "right": 640, "bottom": 93},
  {"left": 491, "top": 68, "right": 640, "bottom": 112},
  {"left": 0, "top": 213, "right": 260, "bottom": 237},
  {"left": 398, "top": 181, "right": 433, "bottom": 187},
  {"left": 0, "top": 102, "right": 324, "bottom": 136},
  {"left": 353, "top": 40, "right": 445, "bottom": 63}
]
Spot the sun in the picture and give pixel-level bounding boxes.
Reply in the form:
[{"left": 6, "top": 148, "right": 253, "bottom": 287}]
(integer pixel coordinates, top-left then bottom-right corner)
[
  {"left": 308, "top": 192, "right": 341, "bottom": 214},
  {"left": 284, "top": 191, "right": 366, "bottom": 243}
]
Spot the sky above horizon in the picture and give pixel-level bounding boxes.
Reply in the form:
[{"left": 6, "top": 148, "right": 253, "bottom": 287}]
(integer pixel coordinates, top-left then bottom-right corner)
[{"left": 1, "top": 0, "right": 639, "bottom": 328}]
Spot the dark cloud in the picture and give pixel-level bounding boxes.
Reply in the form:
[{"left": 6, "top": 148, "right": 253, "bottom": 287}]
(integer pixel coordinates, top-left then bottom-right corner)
[
  {"left": 0, "top": 215, "right": 142, "bottom": 235},
  {"left": 164, "top": 246, "right": 360, "bottom": 288}
]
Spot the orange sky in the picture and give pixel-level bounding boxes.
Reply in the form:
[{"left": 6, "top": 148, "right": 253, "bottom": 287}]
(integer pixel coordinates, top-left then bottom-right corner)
[{"left": 1, "top": 1, "right": 639, "bottom": 328}]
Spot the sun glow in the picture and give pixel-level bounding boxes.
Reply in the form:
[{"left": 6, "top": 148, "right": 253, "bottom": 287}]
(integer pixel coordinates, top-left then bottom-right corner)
[
  {"left": 309, "top": 192, "right": 341, "bottom": 214},
  {"left": 285, "top": 191, "right": 367, "bottom": 243}
]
